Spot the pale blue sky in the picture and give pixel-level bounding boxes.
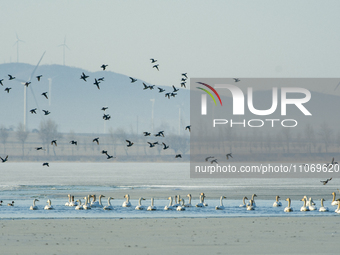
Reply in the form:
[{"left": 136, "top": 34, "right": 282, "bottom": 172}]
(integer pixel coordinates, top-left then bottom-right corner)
[{"left": 1, "top": 0, "right": 340, "bottom": 93}]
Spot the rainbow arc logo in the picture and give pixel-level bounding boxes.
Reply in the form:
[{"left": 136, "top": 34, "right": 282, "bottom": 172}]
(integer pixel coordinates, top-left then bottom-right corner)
[{"left": 196, "top": 82, "right": 222, "bottom": 106}]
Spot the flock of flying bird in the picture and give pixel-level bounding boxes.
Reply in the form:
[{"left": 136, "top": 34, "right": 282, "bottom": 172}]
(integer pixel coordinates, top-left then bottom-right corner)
[
  {"left": 0, "top": 58, "right": 192, "bottom": 165},
  {"left": 2, "top": 190, "right": 340, "bottom": 214}
]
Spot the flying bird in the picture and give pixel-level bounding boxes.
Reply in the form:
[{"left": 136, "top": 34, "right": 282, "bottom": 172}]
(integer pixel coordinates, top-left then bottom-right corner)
[
  {"left": 175, "top": 154, "right": 182, "bottom": 158},
  {"left": 30, "top": 108, "right": 37, "bottom": 114},
  {"left": 35, "top": 147, "right": 45, "bottom": 151},
  {"left": 103, "top": 114, "right": 111, "bottom": 120},
  {"left": 205, "top": 156, "right": 214, "bottom": 162},
  {"left": 93, "top": 79, "right": 100, "bottom": 89},
  {"left": 153, "top": 64, "right": 159, "bottom": 71},
  {"left": 147, "top": 142, "right": 156, "bottom": 148},
  {"left": 70, "top": 140, "right": 77, "bottom": 145},
  {"left": 24, "top": 82, "right": 31, "bottom": 87},
  {"left": 149, "top": 85, "right": 155, "bottom": 90},
  {"left": 171, "top": 92, "right": 177, "bottom": 97},
  {"left": 126, "top": 140, "right": 134, "bottom": 147},
  {"left": 181, "top": 82, "right": 186, "bottom": 88},
  {"left": 182, "top": 73, "right": 188, "bottom": 79},
  {"left": 101, "top": 64, "right": 108, "bottom": 70},
  {"left": 155, "top": 131, "right": 165, "bottom": 137},
  {"left": 185, "top": 125, "right": 191, "bottom": 132},
  {"left": 51, "top": 140, "right": 57, "bottom": 146},
  {"left": 36, "top": 75, "right": 42, "bottom": 81},
  {"left": 101, "top": 107, "right": 108, "bottom": 111},
  {"left": 129, "top": 77, "right": 137, "bottom": 83},
  {"left": 162, "top": 142, "right": 169, "bottom": 150},
  {"left": 226, "top": 153, "right": 233, "bottom": 159},
  {"left": 8, "top": 74, "right": 15, "bottom": 80},
  {"left": 4, "top": 87, "right": 11, "bottom": 93},
  {"left": 181, "top": 78, "right": 187, "bottom": 82},
  {"left": 101, "top": 150, "right": 108, "bottom": 155},
  {"left": 80, "top": 72, "right": 89, "bottom": 81},
  {"left": 98, "top": 77, "right": 104, "bottom": 82},
  {"left": 211, "top": 159, "right": 218, "bottom": 164},
  {"left": 0, "top": 79, "right": 3, "bottom": 85},
  {"left": 41, "top": 92, "right": 48, "bottom": 99},
  {"left": 42, "top": 110, "right": 50, "bottom": 115},
  {"left": 0, "top": 155, "right": 8, "bottom": 163},
  {"left": 172, "top": 85, "right": 179, "bottom": 92},
  {"left": 93, "top": 137, "right": 99, "bottom": 145},
  {"left": 143, "top": 132, "right": 151, "bottom": 136},
  {"left": 42, "top": 162, "right": 49, "bottom": 167},
  {"left": 150, "top": 58, "right": 157, "bottom": 63},
  {"left": 320, "top": 178, "right": 332, "bottom": 185},
  {"left": 107, "top": 154, "right": 115, "bottom": 159},
  {"left": 233, "top": 78, "right": 240, "bottom": 82},
  {"left": 158, "top": 87, "right": 165, "bottom": 93},
  {"left": 143, "top": 83, "right": 150, "bottom": 90},
  {"left": 165, "top": 92, "right": 171, "bottom": 99}
]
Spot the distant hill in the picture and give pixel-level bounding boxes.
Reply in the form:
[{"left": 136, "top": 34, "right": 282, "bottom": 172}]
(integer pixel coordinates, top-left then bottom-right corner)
[{"left": 0, "top": 63, "right": 190, "bottom": 134}]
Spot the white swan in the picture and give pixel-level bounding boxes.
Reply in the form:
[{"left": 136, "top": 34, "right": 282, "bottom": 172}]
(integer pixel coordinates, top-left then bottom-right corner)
[
  {"left": 69, "top": 196, "right": 78, "bottom": 206},
  {"left": 103, "top": 197, "right": 114, "bottom": 210},
  {"left": 304, "top": 196, "right": 315, "bottom": 207},
  {"left": 273, "top": 196, "right": 282, "bottom": 207},
  {"left": 284, "top": 198, "right": 293, "bottom": 212},
  {"left": 83, "top": 196, "right": 91, "bottom": 210},
  {"left": 65, "top": 194, "right": 71, "bottom": 206},
  {"left": 319, "top": 198, "right": 328, "bottom": 212},
  {"left": 75, "top": 199, "right": 83, "bottom": 210},
  {"left": 300, "top": 197, "right": 309, "bottom": 211},
  {"left": 308, "top": 197, "right": 317, "bottom": 211},
  {"left": 331, "top": 192, "right": 339, "bottom": 206},
  {"left": 336, "top": 200, "right": 340, "bottom": 213},
  {"left": 172, "top": 195, "right": 181, "bottom": 208},
  {"left": 122, "top": 194, "right": 131, "bottom": 207},
  {"left": 246, "top": 199, "right": 255, "bottom": 210},
  {"left": 91, "top": 194, "right": 105, "bottom": 208},
  {"left": 215, "top": 196, "right": 226, "bottom": 210},
  {"left": 247, "top": 194, "right": 257, "bottom": 207},
  {"left": 239, "top": 196, "right": 248, "bottom": 207},
  {"left": 196, "top": 194, "right": 204, "bottom": 207},
  {"left": 184, "top": 194, "right": 192, "bottom": 207},
  {"left": 30, "top": 199, "right": 39, "bottom": 210},
  {"left": 176, "top": 198, "right": 186, "bottom": 211},
  {"left": 44, "top": 199, "right": 54, "bottom": 210},
  {"left": 164, "top": 196, "right": 174, "bottom": 210},
  {"left": 147, "top": 198, "right": 156, "bottom": 211},
  {"left": 135, "top": 197, "right": 146, "bottom": 210},
  {"left": 201, "top": 193, "right": 208, "bottom": 206}
]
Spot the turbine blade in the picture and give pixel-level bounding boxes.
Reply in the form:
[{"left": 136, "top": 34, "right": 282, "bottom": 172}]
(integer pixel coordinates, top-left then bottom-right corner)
[{"left": 29, "top": 51, "right": 46, "bottom": 81}]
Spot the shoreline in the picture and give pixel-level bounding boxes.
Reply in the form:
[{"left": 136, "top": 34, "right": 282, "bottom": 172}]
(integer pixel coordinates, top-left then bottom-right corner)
[{"left": 1, "top": 217, "right": 338, "bottom": 255}]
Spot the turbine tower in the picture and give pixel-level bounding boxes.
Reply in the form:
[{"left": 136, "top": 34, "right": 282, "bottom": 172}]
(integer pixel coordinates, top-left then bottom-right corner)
[
  {"left": 150, "top": 99, "right": 155, "bottom": 133},
  {"left": 58, "top": 36, "right": 69, "bottom": 66},
  {"left": 13, "top": 33, "right": 25, "bottom": 63}
]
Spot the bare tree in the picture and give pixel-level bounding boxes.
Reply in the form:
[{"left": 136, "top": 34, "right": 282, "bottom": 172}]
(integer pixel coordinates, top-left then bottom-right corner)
[
  {"left": 39, "top": 120, "right": 60, "bottom": 155},
  {"left": 0, "top": 126, "right": 9, "bottom": 154},
  {"left": 282, "top": 127, "right": 292, "bottom": 153},
  {"left": 16, "top": 123, "right": 29, "bottom": 157}
]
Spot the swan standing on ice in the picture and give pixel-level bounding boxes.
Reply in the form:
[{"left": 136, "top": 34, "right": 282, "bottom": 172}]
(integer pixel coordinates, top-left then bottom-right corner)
[
  {"left": 239, "top": 196, "right": 248, "bottom": 207},
  {"left": 164, "top": 196, "right": 174, "bottom": 210},
  {"left": 284, "top": 198, "right": 293, "bottom": 212},
  {"left": 273, "top": 196, "right": 282, "bottom": 207},
  {"left": 201, "top": 193, "right": 208, "bottom": 206},
  {"left": 75, "top": 199, "right": 83, "bottom": 210},
  {"left": 184, "top": 194, "right": 192, "bottom": 207},
  {"left": 135, "top": 197, "right": 146, "bottom": 210},
  {"left": 30, "top": 199, "right": 39, "bottom": 210},
  {"left": 308, "top": 197, "right": 317, "bottom": 211},
  {"left": 215, "top": 196, "right": 226, "bottom": 210},
  {"left": 147, "top": 198, "right": 156, "bottom": 211},
  {"left": 331, "top": 192, "right": 339, "bottom": 206},
  {"left": 103, "top": 197, "right": 114, "bottom": 210},
  {"left": 196, "top": 194, "right": 205, "bottom": 207},
  {"left": 44, "top": 199, "right": 54, "bottom": 210},
  {"left": 247, "top": 194, "right": 257, "bottom": 207},
  {"left": 91, "top": 195, "right": 105, "bottom": 208},
  {"left": 83, "top": 196, "right": 91, "bottom": 210},
  {"left": 246, "top": 200, "right": 255, "bottom": 210},
  {"left": 300, "top": 197, "right": 309, "bottom": 211},
  {"left": 65, "top": 194, "right": 71, "bottom": 206},
  {"left": 319, "top": 198, "right": 329, "bottom": 212},
  {"left": 304, "top": 196, "right": 315, "bottom": 207},
  {"left": 122, "top": 194, "right": 131, "bottom": 207}
]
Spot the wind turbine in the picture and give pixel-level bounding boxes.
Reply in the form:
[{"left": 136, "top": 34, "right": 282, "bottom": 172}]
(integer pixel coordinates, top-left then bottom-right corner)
[
  {"left": 47, "top": 75, "right": 58, "bottom": 106},
  {"left": 13, "top": 32, "right": 25, "bottom": 63},
  {"left": 58, "top": 36, "right": 69, "bottom": 66}
]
